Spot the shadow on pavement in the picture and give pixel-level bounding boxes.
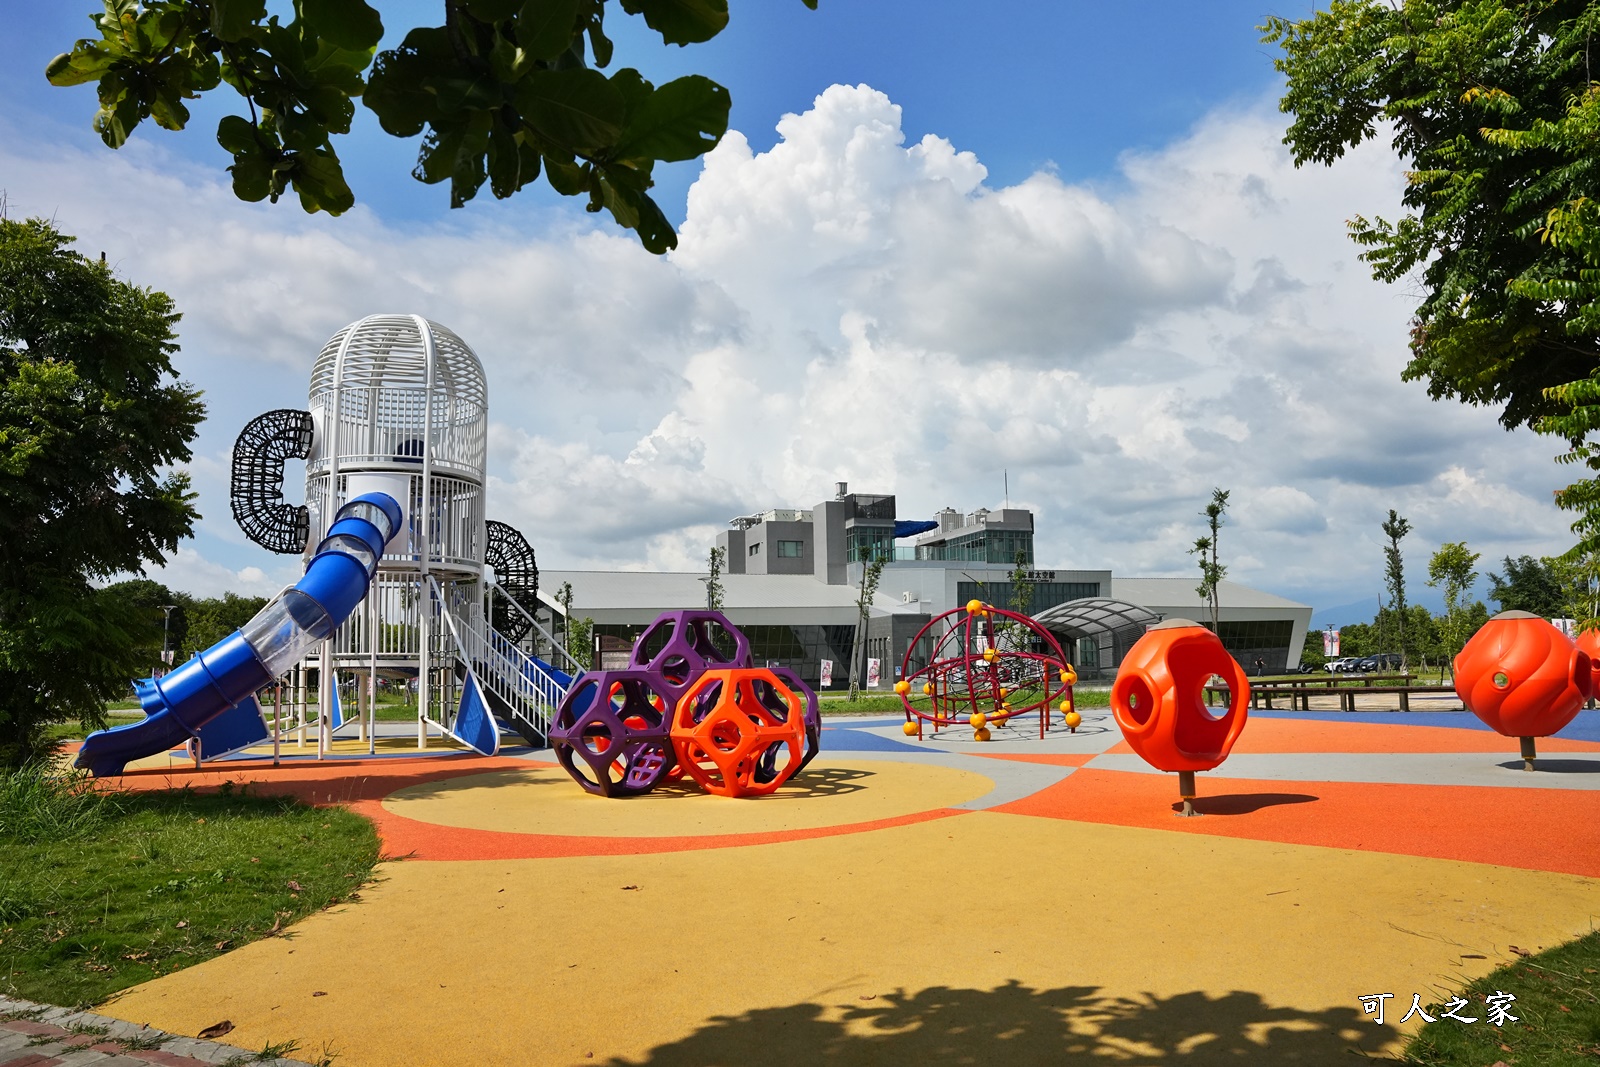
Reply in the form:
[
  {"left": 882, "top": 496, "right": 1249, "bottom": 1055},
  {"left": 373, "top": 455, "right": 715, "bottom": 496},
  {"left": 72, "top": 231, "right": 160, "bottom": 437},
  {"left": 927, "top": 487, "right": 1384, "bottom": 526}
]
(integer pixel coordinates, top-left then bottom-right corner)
[
  {"left": 1173, "top": 792, "right": 1320, "bottom": 816},
  {"left": 601, "top": 981, "right": 1390, "bottom": 1066},
  {"left": 1494, "top": 758, "right": 1600, "bottom": 774}
]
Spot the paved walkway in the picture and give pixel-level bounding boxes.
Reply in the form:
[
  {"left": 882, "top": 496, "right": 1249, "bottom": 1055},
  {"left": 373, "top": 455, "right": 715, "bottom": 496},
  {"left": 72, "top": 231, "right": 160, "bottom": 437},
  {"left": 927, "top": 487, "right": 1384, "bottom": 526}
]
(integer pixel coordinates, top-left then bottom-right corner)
[
  {"left": 46, "top": 709, "right": 1600, "bottom": 1065},
  {"left": 0, "top": 997, "right": 318, "bottom": 1067}
]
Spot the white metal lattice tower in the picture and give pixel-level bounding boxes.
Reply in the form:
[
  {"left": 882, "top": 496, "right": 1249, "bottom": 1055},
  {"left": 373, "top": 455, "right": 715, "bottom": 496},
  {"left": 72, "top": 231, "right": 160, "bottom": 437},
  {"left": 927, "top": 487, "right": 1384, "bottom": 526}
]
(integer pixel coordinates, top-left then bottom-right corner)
[{"left": 305, "top": 315, "right": 487, "bottom": 676}]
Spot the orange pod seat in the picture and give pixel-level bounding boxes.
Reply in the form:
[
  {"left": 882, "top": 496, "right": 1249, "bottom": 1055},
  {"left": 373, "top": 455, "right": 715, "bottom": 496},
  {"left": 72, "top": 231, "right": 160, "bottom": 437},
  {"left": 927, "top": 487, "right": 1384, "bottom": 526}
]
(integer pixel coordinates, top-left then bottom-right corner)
[
  {"left": 1111, "top": 619, "right": 1249, "bottom": 773},
  {"left": 1454, "top": 610, "right": 1590, "bottom": 738},
  {"left": 1575, "top": 627, "right": 1600, "bottom": 693},
  {"left": 670, "top": 668, "right": 807, "bottom": 798}
]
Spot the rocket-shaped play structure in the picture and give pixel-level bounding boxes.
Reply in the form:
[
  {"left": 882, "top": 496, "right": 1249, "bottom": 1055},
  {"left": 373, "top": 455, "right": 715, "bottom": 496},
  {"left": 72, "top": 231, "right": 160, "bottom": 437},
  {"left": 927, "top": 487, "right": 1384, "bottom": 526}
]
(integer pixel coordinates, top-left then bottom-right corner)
[{"left": 78, "top": 316, "right": 578, "bottom": 776}]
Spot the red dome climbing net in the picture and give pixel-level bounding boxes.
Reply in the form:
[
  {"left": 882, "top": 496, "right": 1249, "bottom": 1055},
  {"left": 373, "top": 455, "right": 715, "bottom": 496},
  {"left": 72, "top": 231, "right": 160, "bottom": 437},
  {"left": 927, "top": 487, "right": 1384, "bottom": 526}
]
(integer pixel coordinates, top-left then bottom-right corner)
[{"left": 896, "top": 601, "right": 1077, "bottom": 739}]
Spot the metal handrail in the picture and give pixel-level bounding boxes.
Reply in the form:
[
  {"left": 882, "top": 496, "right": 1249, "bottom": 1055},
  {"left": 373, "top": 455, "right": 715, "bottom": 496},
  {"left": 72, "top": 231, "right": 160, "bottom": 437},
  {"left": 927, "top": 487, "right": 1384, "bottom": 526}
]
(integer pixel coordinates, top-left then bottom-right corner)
[
  {"left": 490, "top": 584, "right": 584, "bottom": 674},
  {"left": 432, "top": 577, "right": 564, "bottom": 741}
]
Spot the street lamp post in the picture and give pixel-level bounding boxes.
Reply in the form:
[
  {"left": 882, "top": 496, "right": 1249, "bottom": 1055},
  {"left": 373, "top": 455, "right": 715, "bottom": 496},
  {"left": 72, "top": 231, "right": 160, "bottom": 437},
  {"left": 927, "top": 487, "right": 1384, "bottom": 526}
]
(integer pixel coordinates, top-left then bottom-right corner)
[{"left": 160, "top": 604, "right": 177, "bottom": 670}]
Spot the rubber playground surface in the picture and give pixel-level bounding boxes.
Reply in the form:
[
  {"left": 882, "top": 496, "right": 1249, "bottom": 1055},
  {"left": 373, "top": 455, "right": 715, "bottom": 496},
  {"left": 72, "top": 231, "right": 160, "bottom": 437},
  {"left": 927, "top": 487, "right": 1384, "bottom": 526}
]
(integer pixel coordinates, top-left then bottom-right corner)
[{"left": 85, "top": 708, "right": 1600, "bottom": 1066}]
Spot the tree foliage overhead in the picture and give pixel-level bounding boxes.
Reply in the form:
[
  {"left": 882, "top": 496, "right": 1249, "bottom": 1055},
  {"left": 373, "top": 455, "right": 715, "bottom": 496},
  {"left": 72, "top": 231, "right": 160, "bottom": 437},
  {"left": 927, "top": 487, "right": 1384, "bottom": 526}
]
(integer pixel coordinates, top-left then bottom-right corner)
[
  {"left": 1266, "top": 0, "right": 1600, "bottom": 430},
  {"left": 48, "top": 0, "right": 817, "bottom": 253},
  {"left": 0, "top": 216, "right": 204, "bottom": 766}
]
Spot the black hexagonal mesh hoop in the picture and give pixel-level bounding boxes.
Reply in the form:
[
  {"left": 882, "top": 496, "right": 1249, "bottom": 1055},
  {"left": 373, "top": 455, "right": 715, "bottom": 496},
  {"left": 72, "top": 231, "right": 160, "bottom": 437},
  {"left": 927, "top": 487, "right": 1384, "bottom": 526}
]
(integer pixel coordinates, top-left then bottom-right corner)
[
  {"left": 230, "top": 409, "right": 314, "bottom": 554},
  {"left": 486, "top": 519, "right": 539, "bottom": 643}
]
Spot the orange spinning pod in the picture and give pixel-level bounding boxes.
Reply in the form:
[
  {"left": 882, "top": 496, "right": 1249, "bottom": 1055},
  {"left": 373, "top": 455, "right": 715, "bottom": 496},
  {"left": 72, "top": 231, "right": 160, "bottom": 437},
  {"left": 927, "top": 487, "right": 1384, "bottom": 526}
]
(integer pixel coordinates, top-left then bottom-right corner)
[
  {"left": 1575, "top": 627, "right": 1600, "bottom": 684},
  {"left": 1454, "top": 610, "right": 1591, "bottom": 770},
  {"left": 671, "top": 669, "right": 807, "bottom": 798},
  {"left": 1111, "top": 619, "right": 1249, "bottom": 814}
]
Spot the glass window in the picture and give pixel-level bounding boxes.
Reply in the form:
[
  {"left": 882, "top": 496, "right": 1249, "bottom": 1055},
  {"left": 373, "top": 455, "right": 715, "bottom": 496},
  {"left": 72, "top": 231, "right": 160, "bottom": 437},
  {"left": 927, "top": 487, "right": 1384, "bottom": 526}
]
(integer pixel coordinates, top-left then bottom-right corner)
[
  {"left": 777, "top": 540, "right": 804, "bottom": 558},
  {"left": 749, "top": 542, "right": 761, "bottom": 556},
  {"left": 847, "top": 527, "right": 894, "bottom": 562},
  {"left": 956, "top": 581, "right": 1099, "bottom": 613}
]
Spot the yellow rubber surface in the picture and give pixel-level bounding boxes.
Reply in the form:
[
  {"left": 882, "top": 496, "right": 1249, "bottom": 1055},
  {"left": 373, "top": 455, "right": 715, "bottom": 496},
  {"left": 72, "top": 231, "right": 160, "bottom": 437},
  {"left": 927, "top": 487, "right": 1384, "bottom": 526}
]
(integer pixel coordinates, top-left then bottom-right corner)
[
  {"left": 381, "top": 757, "right": 995, "bottom": 837},
  {"left": 100, "top": 808, "right": 1600, "bottom": 1065}
]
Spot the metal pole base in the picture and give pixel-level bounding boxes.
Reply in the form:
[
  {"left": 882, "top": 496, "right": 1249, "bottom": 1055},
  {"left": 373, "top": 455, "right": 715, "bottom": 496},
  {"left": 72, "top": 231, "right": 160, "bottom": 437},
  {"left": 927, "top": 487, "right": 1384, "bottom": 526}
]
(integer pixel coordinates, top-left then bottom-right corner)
[
  {"left": 1520, "top": 736, "right": 1537, "bottom": 772},
  {"left": 1177, "top": 770, "right": 1199, "bottom": 817}
]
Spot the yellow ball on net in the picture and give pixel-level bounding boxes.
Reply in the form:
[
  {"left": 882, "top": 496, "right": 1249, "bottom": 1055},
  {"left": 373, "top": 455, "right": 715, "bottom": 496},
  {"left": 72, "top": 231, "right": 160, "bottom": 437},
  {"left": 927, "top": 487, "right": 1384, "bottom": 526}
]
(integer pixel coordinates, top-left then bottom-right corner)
[
  {"left": 1058, "top": 699, "right": 1070, "bottom": 713},
  {"left": 966, "top": 599, "right": 982, "bottom": 615},
  {"left": 969, "top": 712, "right": 987, "bottom": 728},
  {"left": 973, "top": 726, "right": 991, "bottom": 742},
  {"left": 902, "top": 720, "right": 919, "bottom": 736},
  {"left": 923, "top": 682, "right": 934, "bottom": 696},
  {"left": 1064, "top": 711, "right": 1082, "bottom": 729},
  {"left": 894, "top": 680, "right": 910, "bottom": 696}
]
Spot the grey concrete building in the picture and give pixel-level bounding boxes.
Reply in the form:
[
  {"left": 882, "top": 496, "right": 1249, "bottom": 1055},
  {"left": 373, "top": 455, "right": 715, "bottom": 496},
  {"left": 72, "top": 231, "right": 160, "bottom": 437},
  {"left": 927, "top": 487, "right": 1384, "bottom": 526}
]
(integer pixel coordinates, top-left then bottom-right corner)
[{"left": 543, "top": 483, "right": 1313, "bottom": 688}]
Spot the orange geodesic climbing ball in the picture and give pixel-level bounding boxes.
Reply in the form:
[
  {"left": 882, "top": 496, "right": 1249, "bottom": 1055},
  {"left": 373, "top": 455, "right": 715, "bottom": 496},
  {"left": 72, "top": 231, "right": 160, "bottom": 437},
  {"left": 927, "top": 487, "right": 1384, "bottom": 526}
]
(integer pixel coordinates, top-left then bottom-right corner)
[
  {"left": 670, "top": 668, "right": 807, "bottom": 798},
  {"left": 1454, "top": 610, "right": 1591, "bottom": 739},
  {"left": 1110, "top": 619, "right": 1249, "bottom": 773}
]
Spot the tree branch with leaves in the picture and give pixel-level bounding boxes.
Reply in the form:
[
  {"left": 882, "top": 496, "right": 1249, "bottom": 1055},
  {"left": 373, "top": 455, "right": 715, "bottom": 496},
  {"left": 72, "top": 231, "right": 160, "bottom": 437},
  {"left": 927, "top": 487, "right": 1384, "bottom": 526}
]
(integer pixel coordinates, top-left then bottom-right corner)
[{"left": 49, "top": 0, "right": 818, "bottom": 252}]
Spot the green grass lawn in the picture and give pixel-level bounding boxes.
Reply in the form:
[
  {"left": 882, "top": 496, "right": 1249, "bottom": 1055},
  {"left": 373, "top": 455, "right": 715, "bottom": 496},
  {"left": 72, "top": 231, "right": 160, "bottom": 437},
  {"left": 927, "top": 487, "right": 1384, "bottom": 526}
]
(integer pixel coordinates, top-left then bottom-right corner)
[
  {"left": 0, "top": 764, "right": 381, "bottom": 1008},
  {"left": 1400, "top": 930, "right": 1600, "bottom": 1065}
]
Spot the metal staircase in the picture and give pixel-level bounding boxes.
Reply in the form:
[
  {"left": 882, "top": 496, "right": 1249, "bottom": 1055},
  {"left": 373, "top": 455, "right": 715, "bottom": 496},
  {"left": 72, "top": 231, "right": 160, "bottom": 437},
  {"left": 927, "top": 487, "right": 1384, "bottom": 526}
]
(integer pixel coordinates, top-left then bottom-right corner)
[{"left": 435, "top": 579, "right": 578, "bottom": 747}]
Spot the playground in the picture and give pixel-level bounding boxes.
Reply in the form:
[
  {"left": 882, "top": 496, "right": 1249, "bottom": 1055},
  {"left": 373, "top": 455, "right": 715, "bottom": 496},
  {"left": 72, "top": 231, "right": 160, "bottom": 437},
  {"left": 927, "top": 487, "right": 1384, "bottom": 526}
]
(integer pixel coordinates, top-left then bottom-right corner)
[
  {"left": 37, "top": 698, "right": 1594, "bottom": 1066},
  {"left": 20, "top": 316, "right": 1598, "bottom": 1066}
]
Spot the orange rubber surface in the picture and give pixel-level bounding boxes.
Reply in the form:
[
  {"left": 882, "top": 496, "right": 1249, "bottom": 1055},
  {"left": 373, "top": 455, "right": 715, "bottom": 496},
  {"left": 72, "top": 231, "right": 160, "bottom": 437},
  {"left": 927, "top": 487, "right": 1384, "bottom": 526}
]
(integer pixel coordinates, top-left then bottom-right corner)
[{"left": 92, "top": 716, "right": 1600, "bottom": 876}]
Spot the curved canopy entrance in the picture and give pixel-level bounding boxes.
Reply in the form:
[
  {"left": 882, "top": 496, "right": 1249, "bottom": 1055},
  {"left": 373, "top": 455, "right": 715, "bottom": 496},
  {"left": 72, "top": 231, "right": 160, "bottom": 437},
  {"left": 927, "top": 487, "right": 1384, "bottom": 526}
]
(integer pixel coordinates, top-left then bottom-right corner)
[{"left": 1031, "top": 597, "right": 1164, "bottom": 677}]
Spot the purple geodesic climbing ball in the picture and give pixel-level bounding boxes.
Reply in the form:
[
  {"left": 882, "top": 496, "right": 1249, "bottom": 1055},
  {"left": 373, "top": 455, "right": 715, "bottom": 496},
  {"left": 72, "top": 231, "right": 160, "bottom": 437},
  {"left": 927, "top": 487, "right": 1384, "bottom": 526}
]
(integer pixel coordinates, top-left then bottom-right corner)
[
  {"left": 551, "top": 670, "right": 677, "bottom": 797},
  {"left": 768, "top": 665, "right": 822, "bottom": 774},
  {"left": 628, "top": 610, "right": 753, "bottom": 708}
]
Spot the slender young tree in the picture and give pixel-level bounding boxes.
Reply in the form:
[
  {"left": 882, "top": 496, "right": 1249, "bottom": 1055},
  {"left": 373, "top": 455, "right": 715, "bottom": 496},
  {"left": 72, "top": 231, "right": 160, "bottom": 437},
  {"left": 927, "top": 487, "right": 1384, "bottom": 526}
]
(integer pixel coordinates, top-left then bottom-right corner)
[
  {"left": 1381, "top": 510, "right": 1413, "bottom": 670},
  {"left": 1004, "top": 550, "right": 1037, "bottom": 651},
  {"left": 705, "top": 546, "right": 725, "bottom": 612},
  {"left": 1190, "top": 488, "right": 1230, "bottom": 632},
  {"left": 1427, "top": 541, "right": 1481, "bottom": 680},
  {"left": 556, "top": 580, "right": 575, "bottom": 655},
  {"left": 848, "top": 559, "right": 884, "bottom": 702}
]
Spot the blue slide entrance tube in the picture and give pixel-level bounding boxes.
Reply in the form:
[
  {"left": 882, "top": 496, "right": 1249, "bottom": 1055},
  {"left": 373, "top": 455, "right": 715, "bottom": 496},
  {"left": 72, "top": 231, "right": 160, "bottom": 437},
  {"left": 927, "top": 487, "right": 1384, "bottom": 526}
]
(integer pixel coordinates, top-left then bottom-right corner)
[{"left": 76, "top": 493, "right": 403, "bottom": 777}]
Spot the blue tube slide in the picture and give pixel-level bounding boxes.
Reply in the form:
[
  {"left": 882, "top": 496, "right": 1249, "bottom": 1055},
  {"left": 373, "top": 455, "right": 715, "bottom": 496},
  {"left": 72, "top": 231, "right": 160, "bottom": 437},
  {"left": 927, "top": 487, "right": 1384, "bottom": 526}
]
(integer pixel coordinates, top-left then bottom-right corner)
[{"left": 76, "top": 494, "right": 403, "bottom": 778}]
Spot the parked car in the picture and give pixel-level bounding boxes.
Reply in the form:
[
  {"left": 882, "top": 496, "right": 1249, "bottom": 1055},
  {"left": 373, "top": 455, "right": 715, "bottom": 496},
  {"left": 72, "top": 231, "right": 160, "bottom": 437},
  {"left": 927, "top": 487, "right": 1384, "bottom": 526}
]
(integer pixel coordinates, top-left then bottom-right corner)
[
  {"left": 1356, "top": 656, "right": 1380, "bottom": 672},
  {"left": 1325, "top": 656, "right": 1361, "bottom": 672}
]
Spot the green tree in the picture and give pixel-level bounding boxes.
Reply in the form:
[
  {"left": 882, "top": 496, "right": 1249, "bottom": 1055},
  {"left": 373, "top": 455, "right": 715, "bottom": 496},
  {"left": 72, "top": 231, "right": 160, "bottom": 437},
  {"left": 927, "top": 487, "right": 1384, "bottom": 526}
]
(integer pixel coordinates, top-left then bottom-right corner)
[
  {"left": 1300, "top": 630, "right": 1329, "bottom": 669},
  {"left": 178, "top": 591, "right": 267, "bottom": 657},
  {"left": 1548, "top": 550, "right": 1600, "bottom": 630},
  {"left": 1265, "top": 1, "right": 1600, "bottom": 430},
  {"left": 1265, "top": 3, "right": 1600, "bottom": 560},
  {"left": 49, "top": 0, "right": 816, "bottom": 253},
  {"left": 555, "top": 579, "right": 574, "bottom": 653},
  {"left": 847, "top": 558, "right": 883, "bottom": 702},
  {"left": 0, "top": 217, "right": 204, "bottom": 766},
  {"left": 1487, "top": 554, "right": 1566, "bottom": 617},
  {"left": 1381, "top": 510, "right": 1413, "bottom": 669},
  {"left": 1338, "top": 621, "right": 1375, "bottom": 658},
  {"left": 1001, "top": 549, "right": 1037, "bottom": 652},
  {"left": 567, "top": 615, "right": 593, "bottom": 670},
  {"left": 1427, "top": 541, "right": 1482, "bottom": 678},
  {"left": 704, "top": 545, "right": 724, "bottom": 612},
  {"left": 100, "top": 579, "right": 186, "bottom": 668},
  {"left": 1189, "top": 488, "right": 1229, "bottom": 632}
]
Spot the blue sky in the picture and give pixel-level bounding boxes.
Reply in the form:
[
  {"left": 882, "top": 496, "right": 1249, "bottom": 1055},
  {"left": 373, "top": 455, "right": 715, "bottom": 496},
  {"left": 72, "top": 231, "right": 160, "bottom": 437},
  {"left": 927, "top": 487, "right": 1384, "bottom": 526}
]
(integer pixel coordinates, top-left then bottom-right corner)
[
  {"left": 11, "top": 2, "right": 1304, "bottom": 223},
  {"left": 2, "top": 2, "right": 1558, "bottom": 622}
]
